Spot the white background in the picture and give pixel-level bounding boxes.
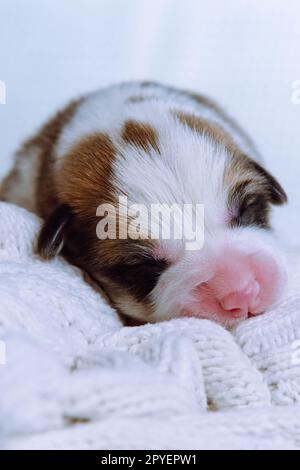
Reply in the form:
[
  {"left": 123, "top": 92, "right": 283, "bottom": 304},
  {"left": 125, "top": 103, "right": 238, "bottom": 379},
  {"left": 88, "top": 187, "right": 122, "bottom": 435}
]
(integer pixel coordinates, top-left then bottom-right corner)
[{"left": 0, "top": 0, "right": 299, "bottom": 246}]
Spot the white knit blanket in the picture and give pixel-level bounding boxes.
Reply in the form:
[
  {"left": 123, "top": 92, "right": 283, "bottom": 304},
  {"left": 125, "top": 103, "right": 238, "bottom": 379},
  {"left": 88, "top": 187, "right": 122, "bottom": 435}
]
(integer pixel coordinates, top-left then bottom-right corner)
[{"left": 1, "top": 202, "right": 300, "bottom": 450}]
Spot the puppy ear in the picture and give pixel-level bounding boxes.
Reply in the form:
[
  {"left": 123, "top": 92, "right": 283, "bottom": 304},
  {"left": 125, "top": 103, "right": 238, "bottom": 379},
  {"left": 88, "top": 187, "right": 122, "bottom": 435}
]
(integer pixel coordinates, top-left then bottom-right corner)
[
  {"left": 250, "top": 160, "right": 288, "bottom": 205},
  {"left": 37, "top": 204, "right": 72, "bottom": 259}
]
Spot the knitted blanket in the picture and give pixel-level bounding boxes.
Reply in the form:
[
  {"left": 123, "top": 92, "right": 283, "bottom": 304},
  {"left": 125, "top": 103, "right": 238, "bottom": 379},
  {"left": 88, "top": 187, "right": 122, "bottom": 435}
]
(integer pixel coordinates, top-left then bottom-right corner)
[{"left": 1, "top": 202, "right": 300, "bottom": 450}]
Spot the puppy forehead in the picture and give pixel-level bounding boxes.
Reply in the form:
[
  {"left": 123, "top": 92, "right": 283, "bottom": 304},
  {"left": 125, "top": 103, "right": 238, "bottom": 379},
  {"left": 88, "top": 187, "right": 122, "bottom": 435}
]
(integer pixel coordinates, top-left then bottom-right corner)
[
  {"left": 114, "top": 115, "right": 230, "bottom": 208},
  {"left": 55, "top": 94, "right": 265, "bottom": 236},
  {"left": 57, "top": 101, "right": 230, "bottom": 190}
]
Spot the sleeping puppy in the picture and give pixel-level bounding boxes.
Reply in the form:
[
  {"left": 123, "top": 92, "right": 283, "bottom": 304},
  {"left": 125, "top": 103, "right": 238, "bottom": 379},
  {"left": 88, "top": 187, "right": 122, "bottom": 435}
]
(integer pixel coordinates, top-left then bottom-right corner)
[{"left": 0, "top": 81, "right": 288, "bottom": 327}]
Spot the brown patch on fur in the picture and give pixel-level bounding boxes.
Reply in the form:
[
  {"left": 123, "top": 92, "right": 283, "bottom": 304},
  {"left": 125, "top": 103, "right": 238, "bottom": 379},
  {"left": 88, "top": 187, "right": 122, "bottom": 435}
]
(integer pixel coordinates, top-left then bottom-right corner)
[
  {"left": 186, "top": 91, "right": 258, "bottom": 153},
  {"left": 173, "top": 111, "right": 240, "bottom": 154},
  {"left": 55, "top": 132, "right": 156, "bottom": 268},
  {"left": 0, "top": 98, "right": 81, "bottom": 217},
  {"left": 35, "top": 99, "right": 82, "bottom": 218},
  {"left": 122, "top": 120, "right": 160, "bottom": 154},
  {"left": 37, "top": 132, "right": 123, "bottom": 264},
  {"left": 58, "top": 133, "right": 117, "bottom": 219}
]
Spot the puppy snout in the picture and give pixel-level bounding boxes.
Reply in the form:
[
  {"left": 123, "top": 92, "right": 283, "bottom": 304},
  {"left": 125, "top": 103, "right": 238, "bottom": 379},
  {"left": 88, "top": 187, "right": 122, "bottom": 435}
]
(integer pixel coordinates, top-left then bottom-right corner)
[
  {"left": 189, "top": 246, "right": 286, "bottom": 325},
  {"left": 218, "top": 280, "right": 260, "bottom": 318}
]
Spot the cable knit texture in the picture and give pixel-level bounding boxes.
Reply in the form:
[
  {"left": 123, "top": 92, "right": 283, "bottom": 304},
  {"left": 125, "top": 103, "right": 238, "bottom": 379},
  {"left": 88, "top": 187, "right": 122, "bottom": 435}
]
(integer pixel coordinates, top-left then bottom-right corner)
[{"left": 1, "top": 202, "right": 300, "bottom": 450}]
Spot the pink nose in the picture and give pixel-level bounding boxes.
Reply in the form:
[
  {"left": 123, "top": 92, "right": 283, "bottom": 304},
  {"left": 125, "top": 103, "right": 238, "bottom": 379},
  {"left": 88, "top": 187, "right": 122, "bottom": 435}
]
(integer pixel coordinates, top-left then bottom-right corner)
[{"left": 218, "top": 280, "right": 260, "bottom": 318}]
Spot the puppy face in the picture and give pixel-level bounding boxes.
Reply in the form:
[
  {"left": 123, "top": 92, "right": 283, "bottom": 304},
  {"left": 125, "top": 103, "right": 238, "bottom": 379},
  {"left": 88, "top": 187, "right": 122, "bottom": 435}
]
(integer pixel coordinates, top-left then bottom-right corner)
[{"left": 38, "top": 110, "right": 287, "bottom": 327}]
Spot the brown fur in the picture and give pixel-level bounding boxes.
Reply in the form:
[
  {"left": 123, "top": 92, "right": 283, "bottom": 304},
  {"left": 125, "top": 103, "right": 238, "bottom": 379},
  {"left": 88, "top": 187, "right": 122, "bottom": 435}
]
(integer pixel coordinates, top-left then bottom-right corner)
[
  {"left": 58, "top": 133, "right": 117, "bottom": 219},
  {"left": 122, "top": 120, "right": 160, "bottom": 154},
  {"left": 187, "top": 91, "right": 257, "bottom": 153},
  {"left": 0, "top": 98, "right": 81, "bottom": 217},
  {"left": 174, "top": 110, "right": 239, "bottom": 154},
  {"left": 35, "top": 99, "right": 83, "bottom": 218}
]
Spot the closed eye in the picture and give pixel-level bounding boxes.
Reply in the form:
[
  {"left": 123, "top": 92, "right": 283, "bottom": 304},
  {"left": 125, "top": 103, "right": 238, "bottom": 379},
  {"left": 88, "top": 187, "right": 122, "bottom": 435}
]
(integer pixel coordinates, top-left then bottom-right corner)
[
  {"left": 101, "top": 258, "right": 169, "bottom": 300},
  {"left": 230, "top": 194, "right": 270, "bottom": 229}
]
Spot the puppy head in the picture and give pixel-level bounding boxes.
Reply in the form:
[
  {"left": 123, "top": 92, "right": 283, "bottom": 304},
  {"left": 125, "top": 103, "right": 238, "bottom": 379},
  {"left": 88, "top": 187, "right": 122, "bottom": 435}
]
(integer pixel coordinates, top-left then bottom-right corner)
[{"left": 37, "top": 111, "right": 287, "bottom": 327}]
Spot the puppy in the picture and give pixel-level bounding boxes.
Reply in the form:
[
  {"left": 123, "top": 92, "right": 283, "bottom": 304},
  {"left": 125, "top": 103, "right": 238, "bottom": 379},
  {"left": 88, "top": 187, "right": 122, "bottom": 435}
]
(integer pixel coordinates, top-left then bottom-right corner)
[{"left": 0, "top": 81, "right": 288, "bottom": 327}]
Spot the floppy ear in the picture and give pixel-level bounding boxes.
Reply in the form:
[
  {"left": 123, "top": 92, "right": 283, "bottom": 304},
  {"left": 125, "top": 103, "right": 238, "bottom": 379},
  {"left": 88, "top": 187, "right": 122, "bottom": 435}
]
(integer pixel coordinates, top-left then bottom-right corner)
[
  {"left": 37, "top": 204, "right": 72, "bottom": 259},
  {"left": 250, "top": 160, "right": 288, "bottom": 205}
]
